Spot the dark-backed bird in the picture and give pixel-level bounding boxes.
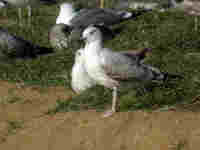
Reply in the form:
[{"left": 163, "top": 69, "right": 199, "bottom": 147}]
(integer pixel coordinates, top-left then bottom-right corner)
[
  {"left": 0, "top": 27, "right": 53, "bottom": 58},
  {"left": 56, "top": 2, "right": 151, "bottom": 38}
]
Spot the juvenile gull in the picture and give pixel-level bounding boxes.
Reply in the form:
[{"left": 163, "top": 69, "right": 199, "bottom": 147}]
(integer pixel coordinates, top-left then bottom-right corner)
[
  {"left": 0, "top": 27, "right": 53, "bottom": 58},
  {"left": 71, "top": 48, "right": 95, "bottom": 93},
  {"left": 82, "top": 26, "right": 167, "bottom": 117},
  {"left": 56, "top": 2, "right": 151, "bottom": 38},
  {"left": 49, "top": 24, "right": 71, "bottom": 50}
]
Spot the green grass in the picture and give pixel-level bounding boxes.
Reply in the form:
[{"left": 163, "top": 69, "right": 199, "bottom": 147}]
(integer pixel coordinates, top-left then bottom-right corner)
[{"left": 0, "top": 1, "right": 200, "bottom": 113}]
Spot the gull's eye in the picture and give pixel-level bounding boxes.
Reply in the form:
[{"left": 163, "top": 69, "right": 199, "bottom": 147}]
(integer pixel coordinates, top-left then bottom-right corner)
[
  {"left": 76, "top": 51, "right": 81, "bottom": 56},
  {"left": 90, "top": 29, "right": 96, "bottom": 35}
]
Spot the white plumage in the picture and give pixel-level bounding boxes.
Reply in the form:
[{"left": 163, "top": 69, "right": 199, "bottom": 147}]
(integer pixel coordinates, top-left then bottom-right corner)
[{"left": 71, "top": 48, "right": 96, "bottom": 93}]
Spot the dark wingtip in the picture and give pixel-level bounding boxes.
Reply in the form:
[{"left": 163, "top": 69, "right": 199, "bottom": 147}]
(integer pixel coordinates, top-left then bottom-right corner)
[
  {"left": 143, "top": 47, "right": 152, "bottom": 53},
  {"left": 137, "top": 48, "right": 152, "bottom": 60},
  {"left": 130, "top": 8, "right": 153, "bottom": 19},
  {"left": 163, "top": 72, "right": 184, "bottom": 82},
  {"left": 35, "top": 47, "right": 54, "bottom": 56}
]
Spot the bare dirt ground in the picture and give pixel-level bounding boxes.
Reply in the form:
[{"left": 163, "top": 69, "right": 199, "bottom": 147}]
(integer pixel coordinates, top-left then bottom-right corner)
[{"left": 0, "top": 81, "right": 199, "bottom": 150}]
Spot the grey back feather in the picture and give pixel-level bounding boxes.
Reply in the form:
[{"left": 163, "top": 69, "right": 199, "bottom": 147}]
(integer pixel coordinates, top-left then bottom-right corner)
[
  {"left": 99, "top": 48, "right": 163, "bottom": 82},
  {"left": 70, "top": 8, "right": 131, "bottom": 29}
]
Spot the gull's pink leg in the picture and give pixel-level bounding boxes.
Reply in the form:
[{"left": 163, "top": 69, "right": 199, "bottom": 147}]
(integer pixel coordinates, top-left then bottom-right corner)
[{"left": 102, "top": 86, "right": 117, "bottom": 118}]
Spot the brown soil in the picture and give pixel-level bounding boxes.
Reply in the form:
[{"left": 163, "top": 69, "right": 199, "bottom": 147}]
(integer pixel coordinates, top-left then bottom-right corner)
[{"left": 0, "top": 81, "right": 200, "bottom": 150}]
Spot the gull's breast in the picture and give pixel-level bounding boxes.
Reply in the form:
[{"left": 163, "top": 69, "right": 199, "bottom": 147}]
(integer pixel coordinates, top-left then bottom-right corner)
[
  {"left": 84, "top": 50, "right": 111, "bottom": 85},
  {"left": 71, "top": 62, "right": 95, "bottom": 93}
]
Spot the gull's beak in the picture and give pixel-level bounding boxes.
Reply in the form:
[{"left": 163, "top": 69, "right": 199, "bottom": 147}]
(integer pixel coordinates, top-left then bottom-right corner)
[
  {"left": 81, "top": 33, "right": 87, "bottom": 41},
  {"left": 81, "top": 36, "right": 86, "bottom": 42}
]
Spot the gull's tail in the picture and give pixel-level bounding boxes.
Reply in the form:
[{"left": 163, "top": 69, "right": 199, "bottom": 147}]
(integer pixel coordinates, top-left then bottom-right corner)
[
  {"left": 143, "top": 65, "right": 183, "bottom": 82},
  {"left": 151, "top": 69, "right": 183, "bottom": 82}
]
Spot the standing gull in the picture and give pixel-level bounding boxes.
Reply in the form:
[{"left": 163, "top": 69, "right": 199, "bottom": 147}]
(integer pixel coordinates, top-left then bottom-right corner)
[
  {"left": 56, "top": 2, "right": 151, "bottom": 38},
  {"left": 71, "top": 48, "right": 96, "bottom": 93},
  {"left": 82, "top": 26, "right": 168, "bottom": 117}
]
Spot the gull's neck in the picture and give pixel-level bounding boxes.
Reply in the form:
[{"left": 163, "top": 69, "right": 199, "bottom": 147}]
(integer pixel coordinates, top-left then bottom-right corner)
[{"left": 85, "top": 40, "right": 103, "bottom": 54}]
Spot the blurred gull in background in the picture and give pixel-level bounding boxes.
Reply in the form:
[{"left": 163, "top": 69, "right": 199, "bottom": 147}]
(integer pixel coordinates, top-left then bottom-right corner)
[
  {"left": 56, "top": 2, "right": 151, "bottom": 39},
  {"left": 0, "top": 27, "right": 53, "bottom": 58}
]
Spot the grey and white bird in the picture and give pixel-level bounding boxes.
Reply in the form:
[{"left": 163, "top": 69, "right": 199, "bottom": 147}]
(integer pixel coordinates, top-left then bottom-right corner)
[
  {"left": 0, "top": 27, "right": 53, "bottom": 58},
  {"left": 71, "top": 48, "right": 96, "bottom": 93},
  {"left": 56, "top": 2, "right": 151, "bottom": 38},
  {"left": 82, "top": 26, "right": 168, "bottom": 117}
]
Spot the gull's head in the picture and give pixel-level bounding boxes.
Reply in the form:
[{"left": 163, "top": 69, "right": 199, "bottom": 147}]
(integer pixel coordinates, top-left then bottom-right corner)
[{"left": 82, "top": 26, "right": 102, "bottom": 43}]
